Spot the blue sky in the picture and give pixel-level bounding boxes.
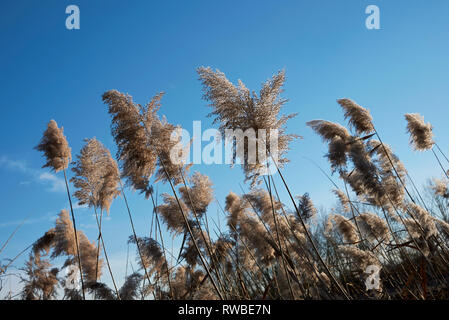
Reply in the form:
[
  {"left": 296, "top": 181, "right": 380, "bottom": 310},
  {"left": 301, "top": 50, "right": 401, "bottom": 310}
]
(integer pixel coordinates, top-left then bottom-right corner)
[{"left": 1, "top": 0, "right": 449, "bottom": 294}]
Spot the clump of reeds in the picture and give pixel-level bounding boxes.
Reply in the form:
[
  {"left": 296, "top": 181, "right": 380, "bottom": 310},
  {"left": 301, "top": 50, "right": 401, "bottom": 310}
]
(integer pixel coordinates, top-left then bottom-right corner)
[{"left": 10, "top": 69, "right": 449, "bottom": 301}]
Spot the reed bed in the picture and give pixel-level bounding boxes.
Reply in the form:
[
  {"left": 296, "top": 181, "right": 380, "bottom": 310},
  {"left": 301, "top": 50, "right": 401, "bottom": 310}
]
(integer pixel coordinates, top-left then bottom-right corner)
[{"left": 1, "top": 67, "right": 449, "bottom": 300}]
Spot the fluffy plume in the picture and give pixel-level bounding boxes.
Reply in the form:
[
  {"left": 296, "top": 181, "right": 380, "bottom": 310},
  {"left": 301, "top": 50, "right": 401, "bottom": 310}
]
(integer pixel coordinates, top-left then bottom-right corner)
[
  {"left": 333, "top": 189, "right": 350, "bottom": 213},
  {"left": 181, "top": 225, "right": 211, "bottom": 267},
  {"left": 52, "top": 210, "right": 103, "bottom": 282},
  {"left": 356, "top": 213, "right": 390, "bottom": 242},
  {"left": 179, "top": 172, "right": 213, "bottom": 217},
  {"left": 244, "top": 189, "right": 282, "bottom": 228},
  {"left": 171, "top": 266, "right": 188, "bottom": 299},
  {"left": 151, "top": 117, "right": 192, "bottom": 186},
  {"left": 405, "top": 113, "right": 434, "bottom": 151},
  {"left": 338, "top": 245, "right": 380, "bottom": 272},
  {"left": 337, "top": 98, "right": 374, "bottom": 135},
  {"left": 71, "top": 138, "right": 120, "bottom": 212},
  {"left": 32, "top": 229, "right": 56, "bottom": 258},
  {"left": 369, "top": 140, "right": 407, "bottom": 179},
  {"left": 225, "top": 191, "right": 248, "bottom": 231},
  {"left": 35, "top": 120, "right": 71, "bottom": 172},
  {"left": 327, "top": 135, "right": 350, "bottom": 170},
  {"left": 103, "top": 90, "right": 158, "bottom": 196},
  {"left": 296, "top": 193, "right": 317, "bottom": 221},
  {"left": 225, "top": 190, "right": 275, "bottom": 263},
  {"left": 404, "top": 203, "right": 438, "bottom": 240},
  {"left": 103, "top": 90, "right": 191, "bottom": 191},
  {"left": 157, "top": 194, "right": 189, "bottom": 234},
  {"left": 129, "top": 237, "right": 168, "bottom": 277},
  {"left": 21, "top": 230, "right": 59, "bottom": 300},
  {"left": 21, "top": 255, "right": 59, "bottom": 300},
  {"left": 198, "top": 67, "right": 297, "bottom": 185},
  {"left": 434, "top": 218, "right": 449, "bottom": 237},
  {"left": 239, "top": 213, "right": 275, "bottom": 264},
  {"left": 86, "top": 282, "right": 115, "bottom": 300},
  {"left": 23, "top": 210, "right": 102, "bottom": 299},
  {"left": 307, "top": 120, "right": 351, "bottom": 169},
  {"left": 326, "top": 214, "right": 359, "bottom": 244},
  {"left": 119, "top": 273, "right": 142, "bottom": 300},
  {"left": 431, "top": 178, "right": 449, "bottom": 198},
  {"left": 306, "top": 120, "right": 351, "bottom": 142},
  {"left": 344, "top": 139, "right": 384, "bottom": 205},
  {"left": 211, "top": 236, "right": 233, "bottom": 266},
  {"left": 369, "top": 140, "right": 407, "bottom": 206}
]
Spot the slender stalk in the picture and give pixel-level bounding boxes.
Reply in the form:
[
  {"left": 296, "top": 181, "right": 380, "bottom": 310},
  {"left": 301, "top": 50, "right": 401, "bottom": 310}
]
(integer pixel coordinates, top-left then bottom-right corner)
[
  {"left": 0, "top": 216, "right": 29, "bottom": 256},
  {"left": 432, "top": 148, "right": 449, "bottom": 180},
  {"left": 435, "top": 143, "right": 449, "bottom": 165},
  {"left": 118, "top": 180, "right": 155, "bottom": 299},
  {"left": 159, "top": 160, "right": 224, "bottom": 300},
  {"left": 178, "top": 170, "right": 227, "bottom": 297},
  {"left": 93, "top": 207, "right": 121, "bottom": 299},
  {"left": 63, "top": 169, "right": 85, "bottom": 300},
  {"left": 148, "top": 190, "right": 174, "bottom": 299},
  {"left": 0, "top": 243, "right": 33, "bottom": 275},
  {"left": 264, "top": 175, "right": 295, "bottom": 299},
  {"left": 374, "top": 129, "right": 417, "bottom": 203},
  {"left": 269, "top": 155, "right": 351, "bottom": 300}
]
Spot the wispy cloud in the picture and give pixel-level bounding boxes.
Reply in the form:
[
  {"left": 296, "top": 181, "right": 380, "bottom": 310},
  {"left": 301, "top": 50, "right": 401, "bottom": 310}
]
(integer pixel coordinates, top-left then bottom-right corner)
[
  {"left": 38, "top": 172, "right": 66, "bottom": 193},
  {"left": 0, "top": 202, "right": 91, "bottom": 229},
  {"left": 0, "top": 155, "right": 66, "bottom": 193},
  {"left": 79, "top": 223, "right": 98, "bottom": 230},
  {"left": 0, "top": 156, "right": 30, "bottom": 174},
  {"left": 0, "top": 211, "right": 58, "bottom": 228}
]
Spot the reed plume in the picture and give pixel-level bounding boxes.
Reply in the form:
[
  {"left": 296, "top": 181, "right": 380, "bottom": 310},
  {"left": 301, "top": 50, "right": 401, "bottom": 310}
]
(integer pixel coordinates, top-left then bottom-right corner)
[
  {"left": 35, "top": 120, "right": 71, "bottom": 172},
  {"left": 103, "top": 90, "right": 191, "bottom": 192},
  {"left": 333, "top": 189, "right": 351, "bottom": 213},
  {"left": 71, "top": 138, "right": 120, "bottom": 212},
  {"left": 337, "top": 98, "right": 374, "bottom": 135},
  {"left": 404, "top": 203, "right": 438, "bottom": 240},
  {"left": 35, "top": 119, "right": 85, "bottom": 298},
  {"left": 129, "top": 237, "right": 168, "bottom": 278},
  {"left": 405, "top": 113, "right": 434, "bottom": 151},
  {"left": 21, "top": 255, "right": 59, "bottom": 300},
  {"left": 326, "top": 214, "right": 359, "bottom": 244},
  {"left": 198, "top": 67, "right": 297, "bottom": 185},
  {"left": 102, "top": 90, "right": 158, "bottom": 196},
  {"left": 296, "top": 193, "right": 317, "bottom": 221},
  {"left": 338, "top": 245, "right": 380, "bottom": 272},
  {"left": 356, "top": 212, "right": 390, "bottom": 242},
  {"left": 119, "top": 272, "right": 142, "bottom": 300},
  {"left": 431, "top": 178, "right": 449, "bottom": 198},
  {"left": 306, "top": 120, "right": 351, "bottom": 170},
  {"left": 179, "top": 172, "right": 214, "bottom": 217},
  {"left": 52, "top": 210, "right": 102, "bottom": 283},
  {"left": 157, "top": 194, "right": 190, "bottom": 234}
]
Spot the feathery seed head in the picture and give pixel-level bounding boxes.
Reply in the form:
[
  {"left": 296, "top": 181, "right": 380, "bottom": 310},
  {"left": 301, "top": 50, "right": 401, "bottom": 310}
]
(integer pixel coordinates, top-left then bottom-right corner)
[
  {"left": 337, "top": 98, "right": 374, "bottom": 135},
  {"left": 35, "top": 120, "right": 71, "bottom": 172},
  {"left": 198, "top": 67, "right": 297, "bottom": 185},
  {"left": 405, "top": 113, "right": 434, "bottom": 151}
]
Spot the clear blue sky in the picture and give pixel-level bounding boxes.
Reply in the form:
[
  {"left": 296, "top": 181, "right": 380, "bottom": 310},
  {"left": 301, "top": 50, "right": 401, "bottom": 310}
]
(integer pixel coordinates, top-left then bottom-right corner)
[{"left": 1, "top": 0, "right": 449, "bottom": 293}]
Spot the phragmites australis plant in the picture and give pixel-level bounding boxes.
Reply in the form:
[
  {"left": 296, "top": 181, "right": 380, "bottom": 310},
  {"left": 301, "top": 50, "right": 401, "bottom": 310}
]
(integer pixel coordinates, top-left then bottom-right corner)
[{"left": 6, "top": 69, "right": 449, "bottom": 301}]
